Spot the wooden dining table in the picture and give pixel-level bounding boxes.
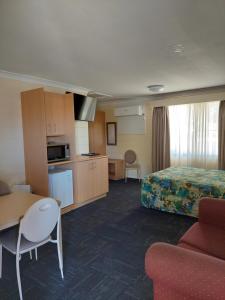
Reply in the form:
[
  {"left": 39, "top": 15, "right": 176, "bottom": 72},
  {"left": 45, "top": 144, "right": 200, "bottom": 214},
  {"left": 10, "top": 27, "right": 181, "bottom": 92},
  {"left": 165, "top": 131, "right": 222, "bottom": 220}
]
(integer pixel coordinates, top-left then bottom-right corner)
[
  {"left": 0, "top": 191, "right": 63, "bottom": 286},
  {"left": 0, "top": 191, "right": 44, "bottom": 231},
  {"left": 0, "top": 190, "right": 63, "bottom": 262}
]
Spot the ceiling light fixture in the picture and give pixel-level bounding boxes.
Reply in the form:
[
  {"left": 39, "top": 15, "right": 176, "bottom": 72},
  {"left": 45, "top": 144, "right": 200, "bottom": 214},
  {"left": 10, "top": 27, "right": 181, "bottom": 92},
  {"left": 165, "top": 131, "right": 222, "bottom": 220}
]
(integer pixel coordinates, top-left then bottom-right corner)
[
  {"left": 174, "top": 44, "right": 184, "bottom": 54},
  {"left": 147, "top": 84, "right": 165, "bottom": 93}
]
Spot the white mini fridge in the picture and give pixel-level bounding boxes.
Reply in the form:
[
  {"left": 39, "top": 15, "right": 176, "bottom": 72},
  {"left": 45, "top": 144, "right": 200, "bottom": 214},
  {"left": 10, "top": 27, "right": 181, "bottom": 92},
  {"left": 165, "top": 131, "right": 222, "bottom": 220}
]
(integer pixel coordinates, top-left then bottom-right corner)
[{"left": 48, "top": 169, "right": 73, "bottom": 208}]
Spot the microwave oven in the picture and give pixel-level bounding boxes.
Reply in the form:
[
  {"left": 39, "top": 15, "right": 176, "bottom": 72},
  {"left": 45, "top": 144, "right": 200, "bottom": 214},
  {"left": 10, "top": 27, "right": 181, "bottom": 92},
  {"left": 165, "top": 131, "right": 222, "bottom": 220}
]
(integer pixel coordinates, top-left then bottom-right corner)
[{"left": 47, "top": 143, "right": 70, "bottom": 163}]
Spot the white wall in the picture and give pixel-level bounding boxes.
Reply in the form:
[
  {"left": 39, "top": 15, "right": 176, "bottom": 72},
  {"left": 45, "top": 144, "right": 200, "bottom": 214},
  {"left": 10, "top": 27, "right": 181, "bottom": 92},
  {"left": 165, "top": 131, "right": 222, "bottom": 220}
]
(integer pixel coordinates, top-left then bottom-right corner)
[{"left": 75, "top": 121, "right": 89, "bottom": 154}]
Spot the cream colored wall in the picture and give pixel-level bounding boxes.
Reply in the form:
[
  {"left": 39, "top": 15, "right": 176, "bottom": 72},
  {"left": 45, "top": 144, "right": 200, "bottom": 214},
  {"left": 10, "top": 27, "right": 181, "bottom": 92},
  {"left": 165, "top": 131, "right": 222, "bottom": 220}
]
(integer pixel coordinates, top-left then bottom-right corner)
[
  {"left": 0, "top": 77, "right": 66, "bottom": 186},
  {"left": 100, "top": 85, "right": 225, "bottom": 177},
  {"left": 100, "top": 107, "right": 151, "bottom": 178},
  {"left": 1, "top": 74, "right": 225, "bottom": 184}
]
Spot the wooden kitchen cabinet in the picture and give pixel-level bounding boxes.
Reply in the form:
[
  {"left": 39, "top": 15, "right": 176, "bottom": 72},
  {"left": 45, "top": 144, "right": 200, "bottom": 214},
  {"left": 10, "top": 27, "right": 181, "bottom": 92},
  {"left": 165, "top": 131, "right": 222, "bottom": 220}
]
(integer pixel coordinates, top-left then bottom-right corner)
[
  {"left": 21, "top": 88, "right": 75, "bottom": 199},
  {"left": 108, "top": 159, "right": 125, "bottom": 180},
  {"left": 74, "top": 156, "right": 108, "bottom": 203},
  {"left": 89, "top": 111, "right": 106, "bottom": 154},
  {"left": 74, "top": 160, "right": 94, "bottom": 203},
  {"left": 45, "top": 92, "right": 65, "bottom": 136},
  {"left": 94, "top": 157, "right": 108, "bottom": 197},
  {"left": 21, "top": 88, "right": 108, "bottom": 214}
]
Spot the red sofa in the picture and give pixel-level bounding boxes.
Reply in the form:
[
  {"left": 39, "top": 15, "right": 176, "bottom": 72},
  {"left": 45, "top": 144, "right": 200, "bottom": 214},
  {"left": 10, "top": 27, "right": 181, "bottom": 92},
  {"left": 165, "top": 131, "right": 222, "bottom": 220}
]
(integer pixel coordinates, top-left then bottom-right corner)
[{"left": 145, "top": 198, "right": 225, "bottom": 300}]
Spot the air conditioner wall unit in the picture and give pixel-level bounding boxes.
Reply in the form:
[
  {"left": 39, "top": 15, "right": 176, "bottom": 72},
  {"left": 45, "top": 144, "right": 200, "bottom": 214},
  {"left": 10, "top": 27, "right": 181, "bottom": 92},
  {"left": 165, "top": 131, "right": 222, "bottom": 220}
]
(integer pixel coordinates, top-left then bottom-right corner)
[{"left": 114, "top": 105, "right": 144, "bottom": 117}]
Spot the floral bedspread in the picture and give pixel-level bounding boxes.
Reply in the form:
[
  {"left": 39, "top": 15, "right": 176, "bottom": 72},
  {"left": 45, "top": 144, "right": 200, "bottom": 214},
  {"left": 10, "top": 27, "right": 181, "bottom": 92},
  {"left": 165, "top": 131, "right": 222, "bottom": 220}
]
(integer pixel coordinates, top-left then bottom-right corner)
[{"left": 141, "top": 167, "right": 225, "bottom": 217}]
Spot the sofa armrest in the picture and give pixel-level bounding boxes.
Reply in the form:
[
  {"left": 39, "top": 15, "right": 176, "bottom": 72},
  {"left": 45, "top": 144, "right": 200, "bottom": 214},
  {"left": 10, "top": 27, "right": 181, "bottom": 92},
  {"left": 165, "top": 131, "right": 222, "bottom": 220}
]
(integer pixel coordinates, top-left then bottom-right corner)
[
  {"left": 199, "top": 197, "right": 225, "bottom": 229},
  {"left": 146, "top": 242, "right": 225, "bottom": 300}
]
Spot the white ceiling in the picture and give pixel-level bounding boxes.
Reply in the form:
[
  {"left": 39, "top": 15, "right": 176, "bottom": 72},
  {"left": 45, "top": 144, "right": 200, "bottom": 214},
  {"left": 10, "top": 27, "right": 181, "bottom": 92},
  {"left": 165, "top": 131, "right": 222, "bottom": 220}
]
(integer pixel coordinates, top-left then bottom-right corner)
[{"left": 0, "top": 0, "right": 225, "bottom": 98}]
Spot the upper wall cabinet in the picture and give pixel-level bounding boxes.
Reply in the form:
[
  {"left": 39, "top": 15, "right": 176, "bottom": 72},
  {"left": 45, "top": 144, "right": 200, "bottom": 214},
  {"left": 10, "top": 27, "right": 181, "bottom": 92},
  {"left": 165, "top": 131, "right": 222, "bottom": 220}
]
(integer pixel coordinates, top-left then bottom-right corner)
[
  {"left": 89, "top": 111, "right": 106, "bottom": 155},
  {"left": 45, "top": 92, "right": 65, "bottom": 136}
]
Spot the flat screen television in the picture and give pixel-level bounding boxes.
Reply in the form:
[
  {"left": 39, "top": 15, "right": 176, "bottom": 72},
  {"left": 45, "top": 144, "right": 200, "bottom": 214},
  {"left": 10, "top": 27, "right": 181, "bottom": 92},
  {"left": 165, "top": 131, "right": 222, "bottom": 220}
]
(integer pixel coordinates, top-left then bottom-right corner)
[{"left": 73, "top": 94, "right": 97, "bottom": 121}]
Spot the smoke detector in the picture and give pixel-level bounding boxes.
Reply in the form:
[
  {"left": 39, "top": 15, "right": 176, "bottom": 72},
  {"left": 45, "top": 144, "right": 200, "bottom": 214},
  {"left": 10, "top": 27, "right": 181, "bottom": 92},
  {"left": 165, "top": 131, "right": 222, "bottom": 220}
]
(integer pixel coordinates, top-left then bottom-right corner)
[{"left": 147, "top": 84, "right": 165, "bottom": 93}]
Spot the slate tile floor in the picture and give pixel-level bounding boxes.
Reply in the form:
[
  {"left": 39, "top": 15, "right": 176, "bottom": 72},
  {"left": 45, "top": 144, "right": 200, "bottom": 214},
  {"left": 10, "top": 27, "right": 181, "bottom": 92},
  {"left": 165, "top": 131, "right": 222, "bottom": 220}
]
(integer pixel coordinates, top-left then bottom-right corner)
[{"left": 0, "top": 180, "right": 195, "bottom": 300}]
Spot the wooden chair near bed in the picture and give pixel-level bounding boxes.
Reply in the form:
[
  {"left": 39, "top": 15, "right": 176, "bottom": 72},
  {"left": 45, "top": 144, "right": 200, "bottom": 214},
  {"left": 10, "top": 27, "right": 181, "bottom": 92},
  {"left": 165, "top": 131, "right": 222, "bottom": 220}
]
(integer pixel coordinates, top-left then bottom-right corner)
[
  {"left": 124, "top": 150, "right": 141, "bottom": 183},
  {"left": 145, "top": 197, "right": 225, "bottom": 299}
]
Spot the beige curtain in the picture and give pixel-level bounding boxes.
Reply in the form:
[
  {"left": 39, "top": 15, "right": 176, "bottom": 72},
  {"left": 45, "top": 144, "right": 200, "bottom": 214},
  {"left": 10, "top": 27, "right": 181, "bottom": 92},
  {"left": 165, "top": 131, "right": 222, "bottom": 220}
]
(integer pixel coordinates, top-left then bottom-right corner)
[
  {"left": 218, "top": 101, "right": 225, "bottom": 169},
  {"left": 169, "top": 101, "right": 219, "bottom": 169},
  {"left": 152, "top": 106, "right": 170, "bottom": 172}
]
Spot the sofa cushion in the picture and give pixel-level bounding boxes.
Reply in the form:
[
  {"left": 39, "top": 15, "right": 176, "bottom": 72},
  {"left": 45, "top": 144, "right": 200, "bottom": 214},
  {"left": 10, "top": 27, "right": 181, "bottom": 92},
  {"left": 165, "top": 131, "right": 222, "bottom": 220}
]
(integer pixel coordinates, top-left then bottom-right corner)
[
  {"left": 179, "top": 222, "right": 225, "bottom": 260},
  {"left": 146, "top": 242, "right": 225, "bottom": 300},
  {"left": 199, "top": 198, "right": 225, "bottom": 230},
  {"left": 0, "top": 181, "right": 11, "bottom": 196},
  {"left": 178, "top": 242, "right": 212, "bottom": 255}
]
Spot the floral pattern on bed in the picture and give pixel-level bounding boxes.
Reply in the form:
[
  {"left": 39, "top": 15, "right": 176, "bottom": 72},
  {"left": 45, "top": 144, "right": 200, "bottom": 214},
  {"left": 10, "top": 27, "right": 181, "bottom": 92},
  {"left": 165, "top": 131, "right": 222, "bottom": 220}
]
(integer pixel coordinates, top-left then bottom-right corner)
[{"left": 141, "top": 167, "right": 225, "bottom": 217}]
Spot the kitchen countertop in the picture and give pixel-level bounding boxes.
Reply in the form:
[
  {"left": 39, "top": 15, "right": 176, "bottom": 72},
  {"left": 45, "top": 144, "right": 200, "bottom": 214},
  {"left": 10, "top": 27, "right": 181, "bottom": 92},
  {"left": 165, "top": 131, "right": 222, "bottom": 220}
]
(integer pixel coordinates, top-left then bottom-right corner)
[{"left": 73, "top": 155, "right": 108, "bottom": 162}]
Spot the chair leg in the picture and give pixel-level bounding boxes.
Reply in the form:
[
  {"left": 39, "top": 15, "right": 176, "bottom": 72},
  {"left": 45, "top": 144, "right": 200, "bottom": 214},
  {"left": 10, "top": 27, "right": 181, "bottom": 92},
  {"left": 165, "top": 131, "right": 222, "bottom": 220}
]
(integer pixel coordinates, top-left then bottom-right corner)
[
  {"left": 125, "top": 168, "right": 127, "bottom": 183},
  {"left": 0, "top": 244, "right": 2, "bottom": 278},
  {"left": 35, "top": 248, "right": 38, "bottom": 261},
  {"left": 138, "top": 168, "right": 141, "bottom": 182},
  {"left": 57, "top": 241, "right": 64, "bottom": 279},
  {"left": 29, "top": 250, "right": 32, "bottom": 260},
  {"left": 16, "top": 254, "right": 23, "bottom": 300},
  {"left": 57, "top": 217, "right": 64, "bottom": 279}
]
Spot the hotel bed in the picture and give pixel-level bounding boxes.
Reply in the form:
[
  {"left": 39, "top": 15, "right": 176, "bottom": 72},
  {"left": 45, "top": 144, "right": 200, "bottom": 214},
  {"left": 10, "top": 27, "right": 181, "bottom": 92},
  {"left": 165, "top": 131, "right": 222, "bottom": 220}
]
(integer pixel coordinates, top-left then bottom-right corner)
[{"left": 141, "top": 167, "right": 225, "bottom": 217}]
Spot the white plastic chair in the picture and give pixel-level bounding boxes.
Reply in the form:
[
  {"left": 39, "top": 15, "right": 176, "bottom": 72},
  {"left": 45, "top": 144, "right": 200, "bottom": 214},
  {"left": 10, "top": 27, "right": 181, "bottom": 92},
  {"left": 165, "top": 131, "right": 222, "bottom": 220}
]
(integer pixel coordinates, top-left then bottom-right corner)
[{"left": 0, "top": 197, "right": 63, "bottom": 300}]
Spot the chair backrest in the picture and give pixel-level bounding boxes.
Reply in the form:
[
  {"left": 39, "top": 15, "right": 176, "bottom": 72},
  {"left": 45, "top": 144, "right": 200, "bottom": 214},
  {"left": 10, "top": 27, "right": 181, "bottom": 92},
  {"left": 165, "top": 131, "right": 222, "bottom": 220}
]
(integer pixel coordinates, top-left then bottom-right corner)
[
  {"left": 124, "top": 150, "right": 137, "bottom": 164},
  {"left": 20, "top": 198, "right": 60, "bottom": 243}
]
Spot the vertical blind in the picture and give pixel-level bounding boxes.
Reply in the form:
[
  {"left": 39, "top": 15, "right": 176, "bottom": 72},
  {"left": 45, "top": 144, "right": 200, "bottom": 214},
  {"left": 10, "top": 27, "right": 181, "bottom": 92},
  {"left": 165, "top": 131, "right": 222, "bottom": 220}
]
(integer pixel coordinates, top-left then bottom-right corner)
[{"left": 169, "top": 101, "right": 219, "bottom": 169}]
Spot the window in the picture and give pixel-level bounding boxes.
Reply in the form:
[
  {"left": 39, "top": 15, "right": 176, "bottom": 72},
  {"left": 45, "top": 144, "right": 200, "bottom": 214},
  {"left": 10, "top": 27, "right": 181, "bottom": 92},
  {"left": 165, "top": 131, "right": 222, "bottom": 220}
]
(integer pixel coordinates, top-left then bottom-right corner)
[{"left": 169, "top": 101, "right": 219, "bottom": 169}]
